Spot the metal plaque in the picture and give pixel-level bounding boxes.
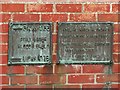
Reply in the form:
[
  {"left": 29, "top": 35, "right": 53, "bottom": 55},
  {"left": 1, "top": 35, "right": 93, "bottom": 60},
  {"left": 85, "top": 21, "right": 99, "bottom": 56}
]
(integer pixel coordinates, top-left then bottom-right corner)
[
  {"left": 8, "top": 22, "right": 52, "bottom": 65},
  {"left": 58, "top": 22, "right": 113, "bottom": 64}
]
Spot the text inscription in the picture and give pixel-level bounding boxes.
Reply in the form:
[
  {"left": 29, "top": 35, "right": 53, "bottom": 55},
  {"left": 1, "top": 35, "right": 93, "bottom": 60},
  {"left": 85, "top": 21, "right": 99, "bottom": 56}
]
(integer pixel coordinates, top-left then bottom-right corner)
[
  {"left": 58, "top": 23, "right": 113, "bottom": 64},
  {"left": 8, "top": 22, "right": 52, "bottom": 65}
]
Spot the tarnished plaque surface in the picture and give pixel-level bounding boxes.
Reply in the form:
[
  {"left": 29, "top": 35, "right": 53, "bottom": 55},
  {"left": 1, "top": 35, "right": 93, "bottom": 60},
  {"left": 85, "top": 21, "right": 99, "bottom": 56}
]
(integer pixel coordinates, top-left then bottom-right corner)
[
  {"left": 8, "top": 22, "right": 52, "bottom": 65},
  {"left": 58, "top": 22, "right": 113, "bottom": 64}
]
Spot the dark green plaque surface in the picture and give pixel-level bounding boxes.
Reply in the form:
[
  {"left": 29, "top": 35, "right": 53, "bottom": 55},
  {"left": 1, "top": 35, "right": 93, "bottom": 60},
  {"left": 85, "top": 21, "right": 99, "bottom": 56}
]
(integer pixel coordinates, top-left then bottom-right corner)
[
  {"left": 8, "top": 22, "right": 52, "bottom": 65},
  {"left": 58, "top": 22, "right": 113, "bottom": 64}
]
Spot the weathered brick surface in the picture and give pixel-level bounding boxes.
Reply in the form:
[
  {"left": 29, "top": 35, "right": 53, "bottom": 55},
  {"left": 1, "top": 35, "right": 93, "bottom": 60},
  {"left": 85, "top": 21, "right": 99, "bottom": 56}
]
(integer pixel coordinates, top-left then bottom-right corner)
[
  {"left": 70, "top": 14, "right": 96, "bottom": 22},
  {"left": 27, "top": 4, "right": 53, "bottom": 12},
  {"left": 68, "top": 75, "right": 94, "bottom": 83},
  {"left": 41, "top": 14, "right": 68, "bottom": 22},
  {"left": 70, "top": 0, "right": 96, "bottom": 2},
  {"left": 112, "top": 64, "right": 120, "bottom": 73},
  {"left": 55, "top": 65, "right": 81, "bottom": 74},
  {"left": 83, "top": 65, "right": 105, "bottom": 73},
  {"left": 84, "top": 4, "right": 110, "bottom": 12},
  {"left": 8, "top": 66, "right": 24, "bottom": 74},
  {"left": 113, "top": 54, "right": 120, "bottom": 63},
  {"left": 0, "top": 24, "right": 9, "bottom": 33},
  {"left": 26, "top": 65, "right": 53, "bottom": 74},
  {"left": 98, "top": 14, "right": 119, "bottom": 22},
  {"left": 1, "top": 65, "right": 8, "bottom": 74},
  {"left": 2, "top": 4, "right": 25, "bottom": 12},
  {"left": 82, "top": 84, "right": 104, "bottom": 89},
  {"left": 13, "top": 14, "right": 39, "bottom": 22},
  {"left": 52, "top": 34, "right": 57, "bottom": 43},
  {"left": 11, "top": 76, "right": 37, "bottom": 85},
  {"left": 114, "top": 24, "right": 120, "bottom": 32},
  {"left": 1, "top": 76, "right": 9, "bottom": 84},
  {"left": 56, "top": 4, "right": 82, "bottom": 12},
  {"left": 12, "top": 0, "right": 38, "bottom": 2},
  {"left": 0, "top": 55, "right": 8, "bottom": 64},
  {"left": 0, "top": 14, "right": 11, "bottom": 22},
  {"left": 113, "top": 44, "right": 120, "bottom": 53},
  {"left": 0, "top": 34, "right": 8, "bottom": 43},
  {"left": 96, "top": 74, "right": 120, "bottom": 83},
  {"left": 113, "top": 34, "right": 120, "bottom": 43},
  {"left": 0, "top": 1, "right": 119, "bottom": 89},
  {"left": 26, "top": 85, "right": 52, "bottom": 89},
  {"left": 112, "top": 4, "right": 120, "bottom": 12},
  {"left": 0, "top": 44, "right": 8, "bottom": 54},
  {"left": 54, "top": 85, "right": 80, "bottom": 88},
  {"left": 39, "top": 74, "right": 66, "bottom": 84}
]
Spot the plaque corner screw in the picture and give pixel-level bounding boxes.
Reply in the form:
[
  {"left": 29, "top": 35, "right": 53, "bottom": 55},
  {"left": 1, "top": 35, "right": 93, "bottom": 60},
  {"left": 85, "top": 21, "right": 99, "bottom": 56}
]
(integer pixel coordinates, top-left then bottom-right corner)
[{"left": 9, "top": 22, "right": 13, "bottom": 27}]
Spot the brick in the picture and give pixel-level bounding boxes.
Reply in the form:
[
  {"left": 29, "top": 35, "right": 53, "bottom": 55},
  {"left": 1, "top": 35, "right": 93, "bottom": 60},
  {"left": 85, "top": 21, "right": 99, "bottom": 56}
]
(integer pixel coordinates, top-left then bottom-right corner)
[
  {"left": 0, "top": 34, "right": 8, "bottom": 43},
  {"left": 96, "top": 74, "right": 120, "bottom": 83},
  {"left": 54, "top": 85, "right": 80, "bottom": 88},
  {"left": 26, "top": 65, "right": 53, "bottom": 74},
  {"left": 12, "top": 0, "right": 38, "bottom": 2},
  {"left": 52, "top": 55, "right": 57, "bottom": 63},
  {"left": 113, "top": 54, "right": 120, "bottom": 63},
  {"left": 1, "top": 66, "right": 24, "bottom": 74},
  {"left": 68, "top": 75, "right": 94, "bottom": 83},
  {"left": 70, "top": 0, "right": 96, "bottom": 2},
  {"left": 11, "top": 76, "right": 37, "bottom": 85},
  {"left": 114, "top": 24, "right": 120, "bottom": 32},
  {"left": 0, "top": 44, "right": 8, "bottom": 54},
  {"left": 55, "top": 65, "right": 81, "bottom": 74},
  {"left": 0, "top": 55, "right": 8, "bottom": 64},
  {"left": 97, "top": 0, "right": 119, "bottom": 2},
  {"left": 0, "top": 66, "right": 8, "bottom": 74},
  {"left": 26, "top": 85, "right": 52, "bottom": 89},
  {"left": 41, "top": 14, "right": 68, "bottom": 22},
  {"left": 98, "top": 14, "right": 119, "bottom": 22},
  {"left": 53, "top": 43, "right": 57, "bottom": 54},
  {"left": 83, "top": 65, "right": 105, "bottom": 73},
  {"left": 52, "top": 34, "right": 57, "bottom": 43},
  {"left": 2, "top": 86, "right": 24, "bottom": 89},
  {"left": 112, "top": 4, "right": 120, "bottom": 12},
  {"left": 13, "top": 14, "right": 39, "bottom": 22},
  {"left": 2, "top": 4, "right": 24, "bottom": 12},
  {"left": 27, "top": 4, "right": 53, "bottom": 12},
  {"left": 1, "top": 76, "right": 9, "bottom": 84},
  {"left": 112, "top": 64, "right": 120, "bottom": 73},
  {"left": 41, "top": 0, "right": 68, "bottom": 3},
  {"left": 111, "top": 84, "right": 120, "bottom": 88},
  {"left": 0, "top": 0, "right": 11, "bottom": 2},
  {"left": 56, "top": 4, "right": 82, "bottom": 12},
  {"left": 113, "top": 34, "right": 120, "bottom": 43},
  {"left": 55, "top": 23, "right": 58, "bottom": 33},
  {"left": 84, "top": 4, "right": 110, "bottom": 12},
  {"left": 0, "top": 24, "right": 9, "bottom": 33},
  {"left": 113, "top": 44, "right": 120, "bottom": 53},
  {"left": 0, "top": 14, "right": 11, "bottom": 22},
  {"left": 39, "top": 74, "right": 66, "bottom": 84},
  {"left": 82, "top": 84, "right": 104, "bottom": 89},
  {"left": 8, "top": 66, "right": 24, "bottom": 74},
  {"left": 118, "top": 54, "right": 120, "bottom": 63},
  {"left": 70, "top": 14, "right": 96, "bottom": 22}
]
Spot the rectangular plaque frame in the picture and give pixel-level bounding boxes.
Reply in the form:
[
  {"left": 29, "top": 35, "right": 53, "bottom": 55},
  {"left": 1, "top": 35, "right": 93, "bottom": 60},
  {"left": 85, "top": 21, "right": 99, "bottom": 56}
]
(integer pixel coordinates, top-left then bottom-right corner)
[
  {"left": 8, "top": 22, "right": 52, "bottom": 65},
  {"left": 57, "top": 22, "right": 113, "bottom": 65}
]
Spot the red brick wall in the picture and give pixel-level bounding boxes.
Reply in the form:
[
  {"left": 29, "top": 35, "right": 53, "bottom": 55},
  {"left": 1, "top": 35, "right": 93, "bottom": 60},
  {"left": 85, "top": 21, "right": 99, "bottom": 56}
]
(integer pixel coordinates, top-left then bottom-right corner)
[{"left": 0, "top": 0, "right": 119, "bottom": 89}]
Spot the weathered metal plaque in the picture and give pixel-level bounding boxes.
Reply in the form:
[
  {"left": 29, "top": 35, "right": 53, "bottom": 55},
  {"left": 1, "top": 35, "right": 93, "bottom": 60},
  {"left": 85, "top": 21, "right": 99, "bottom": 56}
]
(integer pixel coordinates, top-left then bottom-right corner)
[
  {"left": 58, "top": 22, "right": 113, "bottom": 64},
  {"left": 8, "top": 22, "right": 52, "bottom": 65}
]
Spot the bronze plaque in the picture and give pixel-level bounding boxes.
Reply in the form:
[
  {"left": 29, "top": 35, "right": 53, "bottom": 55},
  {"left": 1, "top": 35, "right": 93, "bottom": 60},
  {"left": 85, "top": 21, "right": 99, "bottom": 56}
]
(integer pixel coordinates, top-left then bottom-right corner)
[
  {"left": 58, "top": 22, "right": 113, "bottom": 64},
  {"left": 8, "top": 22, "right": 52, "bottom": 65}
]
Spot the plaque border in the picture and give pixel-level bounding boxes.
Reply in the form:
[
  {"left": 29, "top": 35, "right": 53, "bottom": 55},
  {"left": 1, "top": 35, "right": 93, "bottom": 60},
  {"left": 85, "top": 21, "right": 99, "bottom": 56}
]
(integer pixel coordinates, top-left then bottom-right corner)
[
  {"left": 57, "top": 22, "right": 114, "bottom": 65},
  {"left": 8, "top": 22, "right": 52, "bottom": 65}
]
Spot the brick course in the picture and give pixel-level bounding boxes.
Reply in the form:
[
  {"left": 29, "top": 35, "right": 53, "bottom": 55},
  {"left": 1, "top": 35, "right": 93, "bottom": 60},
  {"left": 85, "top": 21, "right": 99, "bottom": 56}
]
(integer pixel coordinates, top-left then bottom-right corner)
[{"left": 0, "top": 1, "right": 119, "bottom": 89}]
